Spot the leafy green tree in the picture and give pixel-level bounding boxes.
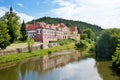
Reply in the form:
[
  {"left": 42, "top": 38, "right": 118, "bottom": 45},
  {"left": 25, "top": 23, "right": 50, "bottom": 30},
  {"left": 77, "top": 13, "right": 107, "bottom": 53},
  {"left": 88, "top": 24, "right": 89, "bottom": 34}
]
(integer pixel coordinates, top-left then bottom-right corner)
[
  {"left": 112, "top": 43, "right": 120, "bottom": 70},
  {"left": 27, "top": 37, "right": 34, "bottom": 53},
  {"left": 80, "top": 33, "right": 88, "bottom": 40},
  {"left": 2, "top": 7, "right": 21, "bottom": 43},
  {"left": 21, "top": 20, "right": 27, "bottom": 41},
  {"left": 75, "top": 40, "right": 88, "bottom": 51},
  {"left": 83, "top": 28, "right": 95, "bottom": 40},
  {"left": 96, "top": 28, "right": 120, "bottom": 60},
  {"left": 0, "top": 19, "right": 10, "bottom": 49}
]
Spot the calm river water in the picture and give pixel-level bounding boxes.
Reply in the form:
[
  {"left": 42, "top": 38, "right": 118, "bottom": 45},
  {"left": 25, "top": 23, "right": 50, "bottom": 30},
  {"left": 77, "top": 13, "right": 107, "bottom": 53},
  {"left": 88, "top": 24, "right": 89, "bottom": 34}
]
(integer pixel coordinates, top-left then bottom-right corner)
[{"left": 0, "top": 52, "right": 119, "bottom": 80}]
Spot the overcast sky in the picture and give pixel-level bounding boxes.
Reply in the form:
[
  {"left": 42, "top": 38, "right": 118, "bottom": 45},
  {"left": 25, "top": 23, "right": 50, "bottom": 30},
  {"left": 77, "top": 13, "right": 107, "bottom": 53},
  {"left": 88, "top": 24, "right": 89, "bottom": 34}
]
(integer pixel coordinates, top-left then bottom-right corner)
[{"left": 0, "top": 0, "right": 120, "bottom": 29}]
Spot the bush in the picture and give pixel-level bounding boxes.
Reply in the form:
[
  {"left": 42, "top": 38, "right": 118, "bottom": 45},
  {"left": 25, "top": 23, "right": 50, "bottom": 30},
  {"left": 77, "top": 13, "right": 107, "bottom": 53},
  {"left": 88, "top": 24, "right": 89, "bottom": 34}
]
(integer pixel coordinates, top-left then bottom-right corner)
[
  {"left": 0, "top": 41, "right": 10, "bottom": 49},
  {"left": 75, "top": 40, "right": 88, "bottom": 50},
  {"left": 59, "top": 39, "right": 74, "bottom": 46},
  {"left": 89, "top": 45, "right": 95, "bottom": 53},
  {"left": 48, "top": 51, "right": 52, "bottom": 55}
]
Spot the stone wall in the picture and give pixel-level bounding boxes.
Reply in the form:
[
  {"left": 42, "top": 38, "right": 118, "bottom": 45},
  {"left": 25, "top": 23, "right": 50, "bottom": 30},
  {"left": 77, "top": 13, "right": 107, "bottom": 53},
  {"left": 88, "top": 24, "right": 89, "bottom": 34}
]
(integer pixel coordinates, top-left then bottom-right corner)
[
  {"left": 0, "top": 43, "right": 59, "bottom": 56},
  {"left": 0, "top": 45, "right": 42, "bottom": 56}
]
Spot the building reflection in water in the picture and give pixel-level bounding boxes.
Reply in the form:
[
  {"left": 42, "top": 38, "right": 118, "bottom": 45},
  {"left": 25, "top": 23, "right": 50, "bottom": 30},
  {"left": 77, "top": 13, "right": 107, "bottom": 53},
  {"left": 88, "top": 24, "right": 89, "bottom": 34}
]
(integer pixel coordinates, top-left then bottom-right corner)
[
  {"left": 0, "top": 51, "right": 80, "bottom": 80},
  {"left": 34, "top": 52, "right": 80, "bottom": 73}
]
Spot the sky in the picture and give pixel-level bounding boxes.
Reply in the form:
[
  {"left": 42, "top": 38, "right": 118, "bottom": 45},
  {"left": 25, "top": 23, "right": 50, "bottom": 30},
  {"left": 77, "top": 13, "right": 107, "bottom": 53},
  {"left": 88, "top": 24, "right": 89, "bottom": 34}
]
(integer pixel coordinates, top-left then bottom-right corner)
[{"left": 0, "top": 0, "right": 120, "bottom": 29}]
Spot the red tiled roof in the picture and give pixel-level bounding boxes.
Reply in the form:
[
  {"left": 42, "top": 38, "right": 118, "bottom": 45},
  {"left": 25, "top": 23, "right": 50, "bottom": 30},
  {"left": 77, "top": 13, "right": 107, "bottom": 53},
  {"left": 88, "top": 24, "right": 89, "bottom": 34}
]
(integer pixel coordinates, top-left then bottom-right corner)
[
  {"left": 59, "top": 23, "right": 66, "bottom": 28},
  {"left": 26, "top": 24, "right": 37, "bottom": 30},
  {"left": 26, "top": 22, "right": 67, "bottom": 31},
  {"left": 69, "top": 27, "right": 76, "bottom": 32}
]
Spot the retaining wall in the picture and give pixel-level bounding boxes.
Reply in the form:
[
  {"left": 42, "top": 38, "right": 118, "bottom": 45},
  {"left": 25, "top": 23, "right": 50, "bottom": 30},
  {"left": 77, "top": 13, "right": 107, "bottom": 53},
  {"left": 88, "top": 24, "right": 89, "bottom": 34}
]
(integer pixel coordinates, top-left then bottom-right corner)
[{"left": 0, "top": 43, "right": 59, "bottom": 56}]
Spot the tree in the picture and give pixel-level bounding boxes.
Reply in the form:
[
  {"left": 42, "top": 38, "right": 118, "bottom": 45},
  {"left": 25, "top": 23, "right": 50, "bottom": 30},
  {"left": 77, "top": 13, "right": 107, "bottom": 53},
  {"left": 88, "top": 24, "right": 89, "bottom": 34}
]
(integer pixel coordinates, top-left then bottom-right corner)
[
  {"left": 0, "top": 19, "right": 10, "bottom": 49},
  {"left": 2, "top": 7, "right": 21, "bottom": 43},
  {"left": 27, "top": 37, "right": 34, "bottom": 53},
  {"left": 96, "top": 28, "right": 120, "bottom": 60},
  {"left": 80, "top": 34, "right": 88, "bottom": 40},
  {"left": 21, "top": 20, "right": 27, "bottom": 41},
  {"left": 112, "top": 43, "right": 120, "bottom": 70},
  {"left": 75, "top": 40, "right": 88, "bottom": 51},
  {"left": 83, "top": 28, "right": 95, "bottom": 40}
]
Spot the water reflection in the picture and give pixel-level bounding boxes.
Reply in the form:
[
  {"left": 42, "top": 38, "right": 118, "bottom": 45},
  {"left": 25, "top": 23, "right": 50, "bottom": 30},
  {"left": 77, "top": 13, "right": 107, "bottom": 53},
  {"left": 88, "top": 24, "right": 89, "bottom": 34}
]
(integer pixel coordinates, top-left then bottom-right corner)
[
  {"left": 0, "top": 51, "right": 119, "bottom": 80},
  {"left": 96, "top": 61, "right": 120, "bottom": 80}
]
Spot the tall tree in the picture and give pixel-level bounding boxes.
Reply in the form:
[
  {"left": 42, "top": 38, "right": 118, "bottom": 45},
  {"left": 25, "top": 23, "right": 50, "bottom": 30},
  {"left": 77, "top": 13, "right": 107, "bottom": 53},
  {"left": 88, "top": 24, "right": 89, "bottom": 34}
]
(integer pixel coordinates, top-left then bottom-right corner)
[
  {"left": 3, "top": 6, "right": 21, "bottom": 43},
  {"left": 0, "top": 19, "right": 10, "bottom": 49},
  {"left": 21, "top": 20, "right": 27, "bottom": 41},
  {"left": 96, "top": 28, "right": 120, "bottom": 60}
]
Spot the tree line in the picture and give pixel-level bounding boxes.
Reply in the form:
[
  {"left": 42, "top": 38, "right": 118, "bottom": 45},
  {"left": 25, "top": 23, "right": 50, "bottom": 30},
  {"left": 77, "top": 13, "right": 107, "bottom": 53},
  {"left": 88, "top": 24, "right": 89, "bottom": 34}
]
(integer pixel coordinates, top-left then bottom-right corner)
[
  {"left": 76, "top": 28, "right": 120, "bottom": 72},
  {"left": 95, "top": 28, "right": 120, "bottom": 71}
]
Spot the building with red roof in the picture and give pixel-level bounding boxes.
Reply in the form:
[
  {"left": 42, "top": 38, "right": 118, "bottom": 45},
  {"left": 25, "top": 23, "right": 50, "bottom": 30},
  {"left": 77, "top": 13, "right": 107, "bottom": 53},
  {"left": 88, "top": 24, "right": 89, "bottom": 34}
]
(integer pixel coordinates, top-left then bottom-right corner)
[{"left": 26, "top": 22, "right": 80, "bottom": 42}]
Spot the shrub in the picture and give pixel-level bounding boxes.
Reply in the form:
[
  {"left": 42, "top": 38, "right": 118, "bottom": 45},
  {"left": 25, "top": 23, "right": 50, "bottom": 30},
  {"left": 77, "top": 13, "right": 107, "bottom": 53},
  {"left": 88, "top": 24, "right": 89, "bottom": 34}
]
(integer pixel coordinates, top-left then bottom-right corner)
[{"left": 48, "top": 51, "right": 52, "bottom": 55}]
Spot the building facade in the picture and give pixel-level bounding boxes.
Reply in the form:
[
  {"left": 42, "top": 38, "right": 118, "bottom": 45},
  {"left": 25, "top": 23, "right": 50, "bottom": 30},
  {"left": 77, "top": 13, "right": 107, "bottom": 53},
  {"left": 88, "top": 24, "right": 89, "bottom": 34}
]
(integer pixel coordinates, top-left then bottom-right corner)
[{"left": 26, "top": 22, "right": 80, "bottom": 42}]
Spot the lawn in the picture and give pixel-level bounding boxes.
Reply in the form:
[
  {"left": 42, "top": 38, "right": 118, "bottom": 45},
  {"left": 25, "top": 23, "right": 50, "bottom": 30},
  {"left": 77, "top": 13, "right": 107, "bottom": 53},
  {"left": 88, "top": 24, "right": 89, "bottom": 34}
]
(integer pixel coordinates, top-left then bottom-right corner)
[{"left": 6, "top": 41, "right": 41, "bottom": 49}]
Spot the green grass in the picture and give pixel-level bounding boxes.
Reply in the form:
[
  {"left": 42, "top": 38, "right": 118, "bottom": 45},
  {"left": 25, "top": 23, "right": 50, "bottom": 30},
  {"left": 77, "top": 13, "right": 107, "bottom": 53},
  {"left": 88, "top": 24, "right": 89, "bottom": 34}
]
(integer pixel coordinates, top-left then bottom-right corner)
[
  {"left": 7, "top": 41, "right": 40, "bottom": 49},
  {"left": 0, "top": 43, "right": 75, "bottom": 66}
]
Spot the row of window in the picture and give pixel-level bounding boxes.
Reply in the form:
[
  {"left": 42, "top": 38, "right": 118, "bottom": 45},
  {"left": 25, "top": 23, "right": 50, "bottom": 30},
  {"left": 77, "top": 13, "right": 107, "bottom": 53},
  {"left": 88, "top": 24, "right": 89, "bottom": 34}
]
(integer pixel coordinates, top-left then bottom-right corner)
[
  {"left": 43, "top": 35, "right": 62, "bottom": 39},
  {"left": 27, "top": 30, "right": 63, "bottom": 35},
  {"left": 27, "top": 32, "right": 36, "bottom": 35}
]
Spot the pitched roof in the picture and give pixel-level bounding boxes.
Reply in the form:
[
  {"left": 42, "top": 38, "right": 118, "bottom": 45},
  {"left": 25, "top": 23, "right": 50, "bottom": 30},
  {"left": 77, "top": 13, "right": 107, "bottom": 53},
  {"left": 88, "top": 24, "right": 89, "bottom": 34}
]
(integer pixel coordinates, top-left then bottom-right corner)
[
  {"left": 26, "top": 24, "right": 37, "bottom": 30},
  {"left": 69, "top": 27, "right": 76, "bottom": 32},
  {"left": 26, "top": 22, "right": 67, "bottom": 31},
  {"left": 59, "top": 23, "right": 66, "bottom": 28}
]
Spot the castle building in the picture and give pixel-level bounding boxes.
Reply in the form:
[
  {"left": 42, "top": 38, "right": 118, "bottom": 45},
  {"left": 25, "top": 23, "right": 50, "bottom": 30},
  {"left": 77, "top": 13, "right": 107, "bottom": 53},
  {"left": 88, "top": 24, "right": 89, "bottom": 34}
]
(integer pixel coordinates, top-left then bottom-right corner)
[{"left": 26, "top": 22, "right": 80, "bottom": 42}]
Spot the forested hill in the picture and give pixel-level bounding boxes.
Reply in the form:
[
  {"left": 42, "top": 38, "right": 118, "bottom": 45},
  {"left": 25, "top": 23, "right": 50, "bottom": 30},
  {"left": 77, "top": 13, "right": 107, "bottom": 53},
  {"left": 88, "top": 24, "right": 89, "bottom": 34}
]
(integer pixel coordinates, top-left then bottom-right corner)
[{"left": 27, "top": 17, "right": 103, "bottom": 35}]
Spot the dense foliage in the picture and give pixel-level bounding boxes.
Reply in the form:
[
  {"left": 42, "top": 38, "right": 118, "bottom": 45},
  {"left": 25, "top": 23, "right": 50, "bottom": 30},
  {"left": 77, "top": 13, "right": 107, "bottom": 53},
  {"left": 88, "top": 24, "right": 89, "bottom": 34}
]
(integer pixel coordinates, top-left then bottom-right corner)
[
  {"left": 2, "top": 7, "right": 21, "bottom": 43},
  {"left": 20, "top": 20, "right": 27, "bottom": 41},
  {"left": 112, "top": 38, "right": 120, "bottom": 71},
  {"left": 0, "top": 19, "right": 10, "bottom": 49},
  {"left": 75, "top": 28, "right": 95, "bottom": 55},
  {"left": 75, "top": 40, "right": 88, "bottom": 51},
  {"left": 27, "top": 17, "right": 102, "bottom": 35},
  {"left": 83, "top": 28, "right": 95, "bottom": 40},
  {"left": 96, "top": 28, "right": 120, "bottom": 60},
  {"left": 0, "top": 7, "right": 23, "bottom": 49}
]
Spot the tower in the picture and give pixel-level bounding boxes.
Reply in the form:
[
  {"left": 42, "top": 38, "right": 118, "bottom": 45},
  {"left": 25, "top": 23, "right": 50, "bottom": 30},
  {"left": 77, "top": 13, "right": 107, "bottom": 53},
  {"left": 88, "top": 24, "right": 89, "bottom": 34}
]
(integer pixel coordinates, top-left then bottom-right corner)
[{"left": 10, "top": 6, "right": 12, "bottom": 13}]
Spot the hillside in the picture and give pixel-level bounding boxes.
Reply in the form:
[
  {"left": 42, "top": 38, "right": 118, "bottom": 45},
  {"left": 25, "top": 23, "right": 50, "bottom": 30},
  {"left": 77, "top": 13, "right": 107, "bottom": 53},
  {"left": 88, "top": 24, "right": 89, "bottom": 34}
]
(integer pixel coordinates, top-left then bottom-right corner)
[{"left": 27, "top": 17, "right": 103, "bottom": 35}]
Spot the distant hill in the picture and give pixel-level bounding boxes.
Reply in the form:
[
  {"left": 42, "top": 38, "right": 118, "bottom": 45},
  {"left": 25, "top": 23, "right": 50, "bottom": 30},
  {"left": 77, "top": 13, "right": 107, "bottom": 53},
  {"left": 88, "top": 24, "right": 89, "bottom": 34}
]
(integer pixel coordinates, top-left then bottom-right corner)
[{"left": 27, "top": 17, "right": 103, "bottom": 35}]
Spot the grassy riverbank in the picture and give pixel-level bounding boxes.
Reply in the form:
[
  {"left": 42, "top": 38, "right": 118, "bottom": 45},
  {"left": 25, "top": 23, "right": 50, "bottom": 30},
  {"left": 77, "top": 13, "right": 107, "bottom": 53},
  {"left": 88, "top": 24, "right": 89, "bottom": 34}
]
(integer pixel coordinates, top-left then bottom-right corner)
[{"left": 0, "top": 43, "right": 75, "bottom": 66}]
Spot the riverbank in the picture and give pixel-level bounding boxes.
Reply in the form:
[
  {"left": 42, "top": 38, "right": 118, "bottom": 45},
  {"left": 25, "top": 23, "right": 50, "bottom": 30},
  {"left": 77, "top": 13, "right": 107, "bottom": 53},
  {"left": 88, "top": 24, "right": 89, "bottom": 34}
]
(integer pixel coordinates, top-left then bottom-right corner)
[{"left": 0, "top": 43, "right": 75, "bottom": 67}]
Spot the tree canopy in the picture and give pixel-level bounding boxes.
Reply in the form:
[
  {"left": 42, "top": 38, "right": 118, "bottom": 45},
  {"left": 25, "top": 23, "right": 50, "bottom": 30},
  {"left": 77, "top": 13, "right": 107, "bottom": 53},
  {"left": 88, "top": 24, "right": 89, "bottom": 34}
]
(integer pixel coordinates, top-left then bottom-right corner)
[
  {"left": 83, "top": 28, "right": 95, "bottom": 40},
  {"left": 2, "top": 7, "right": 21, "bottom": 43},
  {"left": 96, "top": 28, "right": 120, "bottom": 60},
  {"left": 21, "top": 20, "right": 27, "bottom": 41},
  {"left": 112, "top": 42, "right": 120, "bottom": 70},
  {"left": 0, "top": 19, "right": 10, "bottom": 49}
]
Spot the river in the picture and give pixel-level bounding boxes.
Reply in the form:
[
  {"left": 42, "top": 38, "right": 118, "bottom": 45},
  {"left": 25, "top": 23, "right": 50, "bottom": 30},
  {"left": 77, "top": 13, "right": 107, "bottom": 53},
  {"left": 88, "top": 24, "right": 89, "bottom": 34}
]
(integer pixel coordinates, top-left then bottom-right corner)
[{"left": 0, "top": 51, "right": 119, "bottom": 80}]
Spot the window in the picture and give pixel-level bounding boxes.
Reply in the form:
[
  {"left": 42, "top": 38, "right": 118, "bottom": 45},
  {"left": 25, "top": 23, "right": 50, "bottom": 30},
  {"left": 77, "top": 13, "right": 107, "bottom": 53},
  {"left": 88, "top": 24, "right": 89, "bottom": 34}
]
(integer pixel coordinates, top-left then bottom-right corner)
[{"left": 44, "top": 31, "right": 46, "bottom": 33}]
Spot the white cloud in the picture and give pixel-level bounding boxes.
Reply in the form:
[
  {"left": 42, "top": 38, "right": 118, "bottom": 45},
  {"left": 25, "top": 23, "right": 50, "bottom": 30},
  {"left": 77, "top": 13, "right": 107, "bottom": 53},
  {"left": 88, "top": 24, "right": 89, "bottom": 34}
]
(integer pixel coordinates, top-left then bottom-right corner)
[
  {"left": 0, "top": 7, "right": 8, "bottom": 17},
  {"left": 17, "top": 3, "right": 24, "bottom": 8},
  {"left": 0, "top": 7, "right": 34, "bottom": 23},
  {"left": 17, "top": 13, "right": 34, "bottom": 22},
  {"left": 51, "top": 0, "right": 120, "bottom": 28}
]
